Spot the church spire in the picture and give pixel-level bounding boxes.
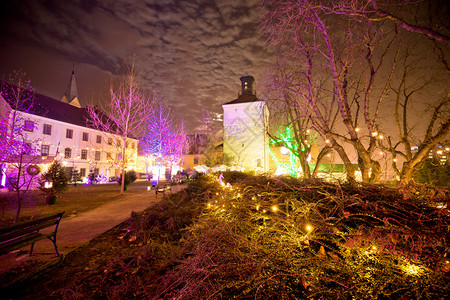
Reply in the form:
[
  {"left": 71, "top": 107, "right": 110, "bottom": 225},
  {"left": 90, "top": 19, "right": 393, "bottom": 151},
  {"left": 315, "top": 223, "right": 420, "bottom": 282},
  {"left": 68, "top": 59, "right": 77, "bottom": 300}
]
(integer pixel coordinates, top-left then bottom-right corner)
[{"left": 61, "top": 65, "right": 81, "bottom": 108}]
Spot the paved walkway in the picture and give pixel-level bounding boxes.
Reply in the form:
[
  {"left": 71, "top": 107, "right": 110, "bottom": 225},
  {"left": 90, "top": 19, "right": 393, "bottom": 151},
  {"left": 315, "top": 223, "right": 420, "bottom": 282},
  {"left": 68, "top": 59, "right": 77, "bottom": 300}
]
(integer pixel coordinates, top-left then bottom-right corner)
[{"left": 0, "top": 184, "right": 186, "bottom": 273}]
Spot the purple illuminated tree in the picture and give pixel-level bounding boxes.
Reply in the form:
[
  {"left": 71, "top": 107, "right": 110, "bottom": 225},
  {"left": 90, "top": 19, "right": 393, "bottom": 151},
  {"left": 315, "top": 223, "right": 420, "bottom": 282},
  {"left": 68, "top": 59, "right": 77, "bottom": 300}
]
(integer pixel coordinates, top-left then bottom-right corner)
[
  {"left": 86, "top": 61, "right": 155, "bottom": 194},
  {"left": 0, "top": 70, "right": 40, "bottom": 222},
  {"left": 140, "top": 98, "right": 186, "bottom": 184}
]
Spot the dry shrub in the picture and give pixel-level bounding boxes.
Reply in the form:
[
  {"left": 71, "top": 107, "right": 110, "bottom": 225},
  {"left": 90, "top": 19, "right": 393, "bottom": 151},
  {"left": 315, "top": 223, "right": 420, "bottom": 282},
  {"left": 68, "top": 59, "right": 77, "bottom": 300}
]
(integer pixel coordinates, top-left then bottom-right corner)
[{"left": 158, "top": 174, "right": 449, "bottom": 299}]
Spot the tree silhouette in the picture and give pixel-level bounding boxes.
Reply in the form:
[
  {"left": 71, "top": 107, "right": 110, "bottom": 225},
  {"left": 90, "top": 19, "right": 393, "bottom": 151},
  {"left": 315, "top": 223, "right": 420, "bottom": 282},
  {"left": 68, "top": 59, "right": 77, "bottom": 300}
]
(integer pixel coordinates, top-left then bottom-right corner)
[{"left": 86, "top": 60, "right": 155, "bottom": 194}]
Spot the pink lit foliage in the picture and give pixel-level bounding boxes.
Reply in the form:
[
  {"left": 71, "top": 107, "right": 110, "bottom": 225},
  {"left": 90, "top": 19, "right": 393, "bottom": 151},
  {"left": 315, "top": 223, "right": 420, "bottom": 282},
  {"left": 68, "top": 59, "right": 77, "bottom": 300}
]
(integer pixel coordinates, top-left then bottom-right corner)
[
  {"left": 0, "top": 70, "right": 40, "bottom": 222},
  {"left": 141, "top": 98, "right": 187, "bottom": 183},
  {"left": 86, "top": 60, "right": 155, "bottom": 194}
]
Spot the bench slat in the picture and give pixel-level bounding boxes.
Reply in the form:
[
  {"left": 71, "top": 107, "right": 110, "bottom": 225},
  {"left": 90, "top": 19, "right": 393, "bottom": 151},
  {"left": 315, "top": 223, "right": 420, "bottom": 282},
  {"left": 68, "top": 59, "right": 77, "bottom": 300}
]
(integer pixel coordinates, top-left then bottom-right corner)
[
  {"left": 0, "top": 219, "right": 60, "bottom": 243},
  {"left": 0, "top": 212, "right": 64, "bottom": 235},
  {"left": 0, "top": 211, "right": 64, "bottom": 256},
  {"left": 0, "top": 232, "right": 55, "bottom": 255}
]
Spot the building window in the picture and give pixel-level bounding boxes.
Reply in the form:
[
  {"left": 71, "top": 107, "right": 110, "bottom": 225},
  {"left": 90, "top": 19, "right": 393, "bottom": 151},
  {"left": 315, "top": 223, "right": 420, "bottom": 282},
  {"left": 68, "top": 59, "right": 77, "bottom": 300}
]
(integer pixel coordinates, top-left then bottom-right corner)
[
  {"left": 22, "top": 142, "right": 32, "bottom": 154},
  {"left": 194, "top": 157, "right": 199, "bottom": 164},
  {"left": 106, "top": 152, "right": 112, "bottom": 161},
  {"left": 80, "top": 168, "right": 86, "bottom": 177},
  {"left": 96, "top": 135, "right": 102, "bottom": 144},
  {"left": 108, "top": 138, "right": 112, "bottom": 145},
  {"left": 81, "top": 149, "right": 88, "bottom": 160},
  {"left": 24, "top": 120, "right": 34, "bottom": 132},
  {"left": 43, "top": 124, "right": 52, "bottom": 135},
  {"left": 82, "top": 132, "right": 89, "bottom": 141},
  {"left": 117, "top": 139, "right": 121, "bottom": 147},
  {"left": 64, "top": 148, "right": 72, "bottom": 159},
  {"left": 66, "top": 129, "right": 73, "bottom": 139},
  {"left": 95, "top": 151, "right": 101, "bottom": 161},
  {"left": 94, "top": 168, "right": 99, "bottom": 176},
  {"left": 256, "top": 158, "right": 262, "bottom": 168},
  {"left": 131, "top": 142, "right": 135, "bottom": 149},
  {"left": 41, "top": 145, "right": 50, "bottom": 156}
]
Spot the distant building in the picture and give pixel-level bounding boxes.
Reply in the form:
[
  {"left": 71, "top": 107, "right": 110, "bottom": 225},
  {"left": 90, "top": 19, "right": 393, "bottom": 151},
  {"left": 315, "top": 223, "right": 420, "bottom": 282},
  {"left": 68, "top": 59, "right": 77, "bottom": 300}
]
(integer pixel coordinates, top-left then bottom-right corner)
[
  {"left": 222, "top": 76, "right": 270, "bottom": 172},
  {"left": 0, "top": 71, "right": 138, "bottom": 185},
  {"left": 181, "top": 133, "right": 208, "bottom": 170}
]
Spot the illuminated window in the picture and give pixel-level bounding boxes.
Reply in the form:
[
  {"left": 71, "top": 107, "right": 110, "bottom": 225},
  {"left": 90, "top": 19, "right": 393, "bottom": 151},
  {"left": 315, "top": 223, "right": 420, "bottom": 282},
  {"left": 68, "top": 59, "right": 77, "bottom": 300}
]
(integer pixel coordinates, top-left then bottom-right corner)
[
  {"left": 66, "top": 129, "right": 73, "bottom": 139},
  {"left": 95, "top": 151, "right": 101, "bottom": 161},
  {"left": 41, "top": 145, "right": 50, "bottom": 156},
  {"left": 81, "top": 149, "right": 88, "bottom": 160},
  {"left": 64, "top": 148, "right": 72, "bottom": 159},
  {"left": 82, "top": 132, "right": 89, "bottom": 141},
  {"left": 106, "top": 152, "right": 112, "bottom": 160},
  {"left": 43, "top": 124, "right": 52, "bottom": 135}
]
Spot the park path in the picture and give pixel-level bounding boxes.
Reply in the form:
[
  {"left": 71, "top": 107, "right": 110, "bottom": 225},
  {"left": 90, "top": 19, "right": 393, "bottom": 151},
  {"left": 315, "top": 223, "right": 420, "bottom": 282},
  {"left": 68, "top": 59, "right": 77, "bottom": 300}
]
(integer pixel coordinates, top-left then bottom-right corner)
[{"left": 0, "top": 184, "right": 186, "bottom": 273}]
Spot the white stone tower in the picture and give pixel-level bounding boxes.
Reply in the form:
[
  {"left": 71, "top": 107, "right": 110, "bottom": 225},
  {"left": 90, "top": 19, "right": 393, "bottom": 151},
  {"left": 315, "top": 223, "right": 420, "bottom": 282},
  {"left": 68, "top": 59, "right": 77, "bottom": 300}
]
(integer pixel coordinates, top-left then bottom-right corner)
[{"left": 222, "top": 76, "right": 269, "bottom": 172}]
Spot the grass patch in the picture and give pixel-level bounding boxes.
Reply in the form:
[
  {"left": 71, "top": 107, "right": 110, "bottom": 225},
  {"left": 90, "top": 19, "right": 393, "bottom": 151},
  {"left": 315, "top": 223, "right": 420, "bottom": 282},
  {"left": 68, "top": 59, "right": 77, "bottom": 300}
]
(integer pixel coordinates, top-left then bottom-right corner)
[{"left": 0, "top": 181, "right": 152, "bottom": 226}]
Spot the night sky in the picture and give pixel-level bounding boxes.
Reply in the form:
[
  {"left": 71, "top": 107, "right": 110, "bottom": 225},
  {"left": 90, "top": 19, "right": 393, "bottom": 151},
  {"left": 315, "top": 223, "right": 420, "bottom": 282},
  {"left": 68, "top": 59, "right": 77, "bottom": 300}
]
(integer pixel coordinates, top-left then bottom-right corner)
[{"left": 0, "top": 0, "right": 273, "bottom": 132}]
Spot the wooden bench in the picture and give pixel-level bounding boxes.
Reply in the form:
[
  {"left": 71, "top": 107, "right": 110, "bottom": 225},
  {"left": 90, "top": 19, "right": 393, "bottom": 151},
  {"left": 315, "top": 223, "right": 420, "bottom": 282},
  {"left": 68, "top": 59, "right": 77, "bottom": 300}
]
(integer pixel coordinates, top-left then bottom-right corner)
[
  {"left": 0, "top": 211, "right": 65, "bottom": 257},
  {"left": 155, "top": 184, "right": 172, "bottom": 197}
]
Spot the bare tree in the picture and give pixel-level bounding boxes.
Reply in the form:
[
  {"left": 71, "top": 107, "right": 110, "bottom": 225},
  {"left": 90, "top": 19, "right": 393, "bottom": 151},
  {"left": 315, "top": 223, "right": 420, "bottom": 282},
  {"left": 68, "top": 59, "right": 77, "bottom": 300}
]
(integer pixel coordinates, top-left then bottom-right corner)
[
  {"left": 0, "top": 70, "right": 40, "bottom": 222},
  {"left": 260, "top": 0, "right": 402, "bottom": 183},
  {"left": 140, "top": 98, "right": 186, "bottom": 184},
  {"left": 263, "top": 68, "right": 330, "bottom": 178},
  {"left": 379, "top": 49, "right": 449, "bottom": 183},
  {"left": 86, "top": 61, "right": 155, "bottom": 194}
]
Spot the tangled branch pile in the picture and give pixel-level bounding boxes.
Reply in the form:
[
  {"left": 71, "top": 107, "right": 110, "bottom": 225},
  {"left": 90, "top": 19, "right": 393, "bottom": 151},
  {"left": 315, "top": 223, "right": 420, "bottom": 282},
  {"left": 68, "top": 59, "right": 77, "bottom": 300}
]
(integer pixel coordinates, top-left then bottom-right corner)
[
  {"left": 157, "top": 173, "right": 448, "bottom": 299},
  {"left": 49, "top": 173, "right": 448, "bottom": 299}
]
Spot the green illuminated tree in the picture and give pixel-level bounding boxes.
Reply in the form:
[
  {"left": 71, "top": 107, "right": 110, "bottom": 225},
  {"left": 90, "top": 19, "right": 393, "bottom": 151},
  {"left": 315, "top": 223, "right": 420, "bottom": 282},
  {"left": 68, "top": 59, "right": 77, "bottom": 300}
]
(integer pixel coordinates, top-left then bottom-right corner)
[{"left": 38, "top": 160, "right": 69, "bottom": 205}]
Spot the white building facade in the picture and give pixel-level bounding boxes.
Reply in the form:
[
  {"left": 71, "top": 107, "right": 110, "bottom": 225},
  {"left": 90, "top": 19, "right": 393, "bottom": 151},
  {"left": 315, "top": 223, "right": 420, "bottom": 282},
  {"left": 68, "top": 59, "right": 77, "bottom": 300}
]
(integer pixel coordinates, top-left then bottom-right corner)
[
  {"left": 222, "top": 76, "right": 270, "bottom": 172},
  {"left": 0, "top": 73, "right": 138, "bottom": 185}
]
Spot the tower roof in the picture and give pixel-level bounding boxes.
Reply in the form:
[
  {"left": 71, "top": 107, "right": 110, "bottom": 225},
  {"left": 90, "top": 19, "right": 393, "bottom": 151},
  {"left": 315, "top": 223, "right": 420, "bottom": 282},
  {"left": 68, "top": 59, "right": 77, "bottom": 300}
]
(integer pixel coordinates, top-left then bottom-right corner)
[
  {"left": 223, "top": 75, "right": 260, "bottom": 105},
  {"left": 62, "top": 68, "right": 81, "bottom": 108}
]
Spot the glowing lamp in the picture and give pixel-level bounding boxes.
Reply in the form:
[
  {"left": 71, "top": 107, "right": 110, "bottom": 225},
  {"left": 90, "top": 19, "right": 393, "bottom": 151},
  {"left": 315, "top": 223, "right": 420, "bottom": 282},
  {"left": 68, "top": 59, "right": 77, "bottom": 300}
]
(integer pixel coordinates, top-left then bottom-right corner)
[
  {"left": 280, "top": 146, "right": 289, "bottom": 155},
  {"left": 305, "top": 224, "right": 313, "bottom": 232}
]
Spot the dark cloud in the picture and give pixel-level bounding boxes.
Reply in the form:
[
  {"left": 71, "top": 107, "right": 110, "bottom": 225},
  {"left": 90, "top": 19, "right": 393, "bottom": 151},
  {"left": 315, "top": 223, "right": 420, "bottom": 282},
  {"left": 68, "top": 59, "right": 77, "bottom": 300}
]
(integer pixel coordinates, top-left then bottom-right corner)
[{"left": 0, "top": 0, "right": 272, "bottom": 131}]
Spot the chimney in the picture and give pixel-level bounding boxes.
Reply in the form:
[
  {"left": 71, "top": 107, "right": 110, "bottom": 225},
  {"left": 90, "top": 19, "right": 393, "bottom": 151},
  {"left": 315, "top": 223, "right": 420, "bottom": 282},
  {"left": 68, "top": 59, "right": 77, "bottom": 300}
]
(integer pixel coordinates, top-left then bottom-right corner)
[{"left": 240, "top": 76, "right": 255, "bottom": 96}]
